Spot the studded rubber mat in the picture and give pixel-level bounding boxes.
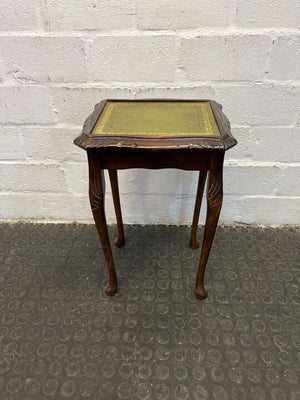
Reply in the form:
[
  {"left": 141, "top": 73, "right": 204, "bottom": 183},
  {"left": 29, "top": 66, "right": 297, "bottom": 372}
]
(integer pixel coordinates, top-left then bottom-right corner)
[{"left": 0, "top": 223, "right": 299, "bottom": 399}]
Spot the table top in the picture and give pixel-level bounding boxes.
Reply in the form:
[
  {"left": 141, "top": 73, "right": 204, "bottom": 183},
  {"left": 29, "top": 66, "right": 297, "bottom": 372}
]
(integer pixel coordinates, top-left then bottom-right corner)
[
  {"left": 74, "top": 99, "right": 237, "bottom": 152},
  {"left": 92, "top": 101, "right": 220, "bottom": 138}
]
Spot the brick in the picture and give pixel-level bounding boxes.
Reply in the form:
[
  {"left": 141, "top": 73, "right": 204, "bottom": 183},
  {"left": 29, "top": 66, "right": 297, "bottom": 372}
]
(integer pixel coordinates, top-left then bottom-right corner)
[
  {"left": 25, "top": 127, "right": 85, "bottom": 162},
  {"left": 128, "top": 169, "right": 199, "bottom": 196},
  {"left": 104, "top": 170, "right": 135, "bottom": 197},
  {"left": 0, "top": 163, "right": 66, "bottom": 193},
  {"left": 111, "top": 170, "right": 136, "bottom": 195},
  {"left": 215, "top": 84, "right": 299, "bottom": 125},
  {"left": 181, "top": 35, "right": 271, "bottom": 81},
  {"left": 0, "top": 194, "right": 43, "bottom": 220},
  {"left": 228, "top": 127, "right": 300, "bottom": 163},
  {"left": 62, "top": 162, "right": 88, "bottom": 195},
  {"left": 88, "top": 36, "right": 176, "bottom": 82},
  {"left": 297, "top": 110, "right": 300, "bottom": 126},
  {"left": 109, "top": 169, "right": 199, "bottom": 197},
  {"left": 135, "top": 85, "right": 216, "bottom": 99},
  {"left": 224, "top": 165, "right": 283, "bottom": 196},
  {"left": 236, "top": 0, "right": 300, "bottom": 28},
  {"left": 63, "top": 164, "right": 140, "bottom": 196},
  {"left": 0, "top": 86, "right": 54, "bottom": 124},
  {"left": 0, "top": 193, "right": 92, "bottom": 221},
  {"left": 41, "top": 194, "right": 92, "bottom": 221},
  {"left": 0, "top": 128, "right": 24, "bottom": 160},
  {"left": 225, "top": 127, "right": 251, "bottom": 161},
  {"left": 137, "top": 0, "right": 230, "bottom": 30},
  {"left": 269, "top": 36, "right": 300, "bottom": 80},
  {"left": 112, "top": 194, "right": 196, "bottom": 224},
  {"left": 115, "top": 193, "right": 241, "bottom": 225},
  {"left": 277, "top": 167, "right": 300, "bottom": 196},
  {"left": 235, "top": 197, "right": 300, "bottom": 225},
  {"left": 0, "top": 126, "right": 84, "bottom": 162},
  {"left": 44, "top": 0, "right": 135, "bottom": 31},
  {"left": 0, "top": 55, "right": 5, "bottom": 82},
  {"left": 50, "top": 86, "right": 134, "bottom": 124},
  {"left": 1, "top": 37, "right": 87, "bottom": 83},
  {"left": 0, "top": 0, "right": 40, "bottom": 30},
  {"left": 218, "top": 195, "right": 242, "bottom": 224}
]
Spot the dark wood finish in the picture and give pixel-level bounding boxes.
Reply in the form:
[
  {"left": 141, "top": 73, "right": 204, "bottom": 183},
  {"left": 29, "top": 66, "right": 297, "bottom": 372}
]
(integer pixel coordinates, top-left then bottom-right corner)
[
  {"left": 74, "top": 99, "right": 237, "bottom": 152},
  {"left": 190, "top": 170, "right": 207, "bottom": 250},
  {"left": 195, "top": 153, "right": 224, "bottom": 299},
  {"left": 75, "top": 99, "right": 237, "bottom": 300},
  {"left": 88, "top": 151, "right": 118, "bottom": 296},
  {"left": 98, "top": 148, "right": 211, "bottom": 170},
  {"left": 108, "top": 169, "right": 125, "bottom": 247}
]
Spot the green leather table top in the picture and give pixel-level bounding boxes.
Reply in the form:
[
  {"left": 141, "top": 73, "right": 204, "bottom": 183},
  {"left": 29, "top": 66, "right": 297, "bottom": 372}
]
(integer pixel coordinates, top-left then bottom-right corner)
[{"left": 92, "top": 101, "right": 220, "bottom": 137}]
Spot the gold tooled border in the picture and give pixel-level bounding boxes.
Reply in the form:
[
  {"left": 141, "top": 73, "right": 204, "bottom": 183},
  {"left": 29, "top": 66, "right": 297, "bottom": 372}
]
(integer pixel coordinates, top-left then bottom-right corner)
[{"left": 92, "top": 101, "right": 220, "bottom": 137}]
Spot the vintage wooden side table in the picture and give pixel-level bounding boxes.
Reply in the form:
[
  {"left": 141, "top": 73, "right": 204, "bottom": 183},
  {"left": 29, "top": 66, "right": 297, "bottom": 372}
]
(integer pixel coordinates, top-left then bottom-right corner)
[{"left": 74, "top": 99, "right": 237, "bottom": 300}]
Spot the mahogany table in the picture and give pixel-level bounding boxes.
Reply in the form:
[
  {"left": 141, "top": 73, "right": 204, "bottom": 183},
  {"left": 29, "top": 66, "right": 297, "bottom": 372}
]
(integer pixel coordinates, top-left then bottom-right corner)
[{"left": 74, "top": 99, "right": 237, "bottom": 300}]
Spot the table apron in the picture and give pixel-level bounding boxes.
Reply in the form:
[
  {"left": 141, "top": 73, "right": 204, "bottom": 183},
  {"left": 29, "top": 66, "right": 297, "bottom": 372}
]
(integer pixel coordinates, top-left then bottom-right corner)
[{"left": 95, "top": 148, "right": 221, "bottom": 171}]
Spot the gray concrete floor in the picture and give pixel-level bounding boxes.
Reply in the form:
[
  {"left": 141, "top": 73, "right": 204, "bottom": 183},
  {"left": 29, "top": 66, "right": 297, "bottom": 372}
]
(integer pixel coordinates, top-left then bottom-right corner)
[{"left": 0, "top": 223, "right": 299, "bottom": 399}]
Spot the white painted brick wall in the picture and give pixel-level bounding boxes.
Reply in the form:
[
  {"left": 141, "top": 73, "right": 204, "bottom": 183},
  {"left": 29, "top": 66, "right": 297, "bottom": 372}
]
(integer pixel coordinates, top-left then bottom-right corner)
[
  {"left": 0, "top": 86, "right": 54, "bottom": 124},
  {"left": 229, "top": 127, "right": 300, "bottom": 163},
  {"left": 269, "top": 36, "right": 300, "bottom": 80},
  {"left": 1, "top": 37, "right": 87, "bottom": 82},
  {"left": 180, "top": 35, "right": 272, "bottom": 81},
  {"left": 235, "top": 0, "right": 300, "bottom": 28},
  {"left": 0, "top": 0, "right": 41, "bottom": 31},
  {"left": 137, "top": 0, "right": 231, "bottom": 30},
  {"left": 0, "top": 163, "right": 66, "bottom": 192},
  {"left": 50, "top": 87, "right": 135, "bottom": 124},
  {"left": 44, "top": 0, "right": 135, "bottom": 31},
  {"left": 0, "top": 0, "right": 299, "bottom": 225},
  {"left": 88, "top": 36, "right": 176, "bottom": 82},
  {"left": 215, "top": 84, "right": 299, "bottom": 126}
]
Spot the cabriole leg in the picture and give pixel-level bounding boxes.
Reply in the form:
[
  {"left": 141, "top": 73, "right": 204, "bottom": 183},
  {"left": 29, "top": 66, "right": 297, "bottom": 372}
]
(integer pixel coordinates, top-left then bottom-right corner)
[
  {"left": 190, "top": 170, "right": 207, "bottom": 249},
  {"left": 88, "top": 151, "right": 117, "bottom": 296},
  {"left": 195, "top": 154, "right": 224, "bottom": 300},
  {"left": 108, "top": 169, "right": 125, "bottom": 247}
]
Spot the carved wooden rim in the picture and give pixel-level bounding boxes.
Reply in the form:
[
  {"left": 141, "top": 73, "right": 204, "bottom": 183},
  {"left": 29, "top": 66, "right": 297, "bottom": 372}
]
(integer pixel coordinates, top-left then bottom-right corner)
[{"left": 74, "top": 99, "right": 237, "bottom": 152}]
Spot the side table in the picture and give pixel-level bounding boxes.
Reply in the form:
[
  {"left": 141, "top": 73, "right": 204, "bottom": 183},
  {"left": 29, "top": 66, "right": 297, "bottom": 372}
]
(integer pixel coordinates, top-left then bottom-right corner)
[{"left": 74, "top": 99, "right": 237, "bottom": 299}]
